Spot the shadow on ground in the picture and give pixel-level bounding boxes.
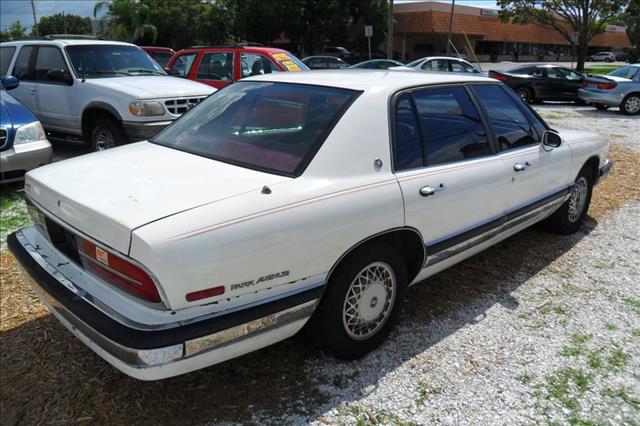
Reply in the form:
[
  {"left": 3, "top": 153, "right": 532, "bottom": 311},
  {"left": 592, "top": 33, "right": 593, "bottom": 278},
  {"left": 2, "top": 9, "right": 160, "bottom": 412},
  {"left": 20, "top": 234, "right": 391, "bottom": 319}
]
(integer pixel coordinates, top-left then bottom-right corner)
[{"left": 0, "top": 217, "right": 596, "bottom": 425}]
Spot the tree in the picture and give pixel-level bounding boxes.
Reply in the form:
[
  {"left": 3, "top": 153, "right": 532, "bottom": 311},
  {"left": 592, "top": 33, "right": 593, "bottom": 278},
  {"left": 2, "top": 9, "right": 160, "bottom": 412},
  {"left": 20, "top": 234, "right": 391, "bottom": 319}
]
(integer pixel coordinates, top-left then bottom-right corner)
[
  {"left": 94, "top": 0, "right": 158, "bottom": 44},
  {"left": 35, "top": 13, "right": 92, "bottom": 36},
  {"left": 620, "top": 0, "right": 639, "bottom": 57},
  {"left": 0, "top": 21, "right": 28, "bottom": 41},
  {"left": 497, "top": 0, "right": 627, "bottom": 71}
]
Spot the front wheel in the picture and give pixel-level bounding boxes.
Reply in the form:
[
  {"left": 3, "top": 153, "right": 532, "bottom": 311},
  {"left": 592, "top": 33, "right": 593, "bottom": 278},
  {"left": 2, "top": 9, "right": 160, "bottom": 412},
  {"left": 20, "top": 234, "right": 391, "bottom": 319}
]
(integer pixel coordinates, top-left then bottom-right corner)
[
  {"left": 306, "top": 243, "right": 407, "bottom": 359},
  {"left": 620, "top": 94, "right": 640, "bottom": 115},
  {"left": 544, "top": 168, "right": 594, "bottom": 234},
  {"left": 90, "top": 118, "right": 128, "bottom": 151}
]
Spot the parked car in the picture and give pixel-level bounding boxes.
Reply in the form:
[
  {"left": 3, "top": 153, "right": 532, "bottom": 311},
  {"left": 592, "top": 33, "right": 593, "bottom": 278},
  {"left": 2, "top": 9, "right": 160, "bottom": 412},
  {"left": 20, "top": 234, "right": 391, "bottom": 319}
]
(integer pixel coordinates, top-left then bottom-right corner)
[
  {"left": 301, "top": 55, "right": 350, "bottom": 70},
  {"left": 9, "top": 70, "right": 611, "bottom": 380},
  {"left": 489, "top": 65, "right": 584, "bottom": 103},
  {"left": 406, "top": 56, "right": 481, "bottom": 74},
  {"left": 0, "top": 38, "right": 214, "bottom": 151},
  {"left": 166, "top": 45, "right": 308, "bottom": 89},
  {"left": 588, "top": 52, "right": 616, "bottom": 62},
  {"left": 1, "top": 76, "right": 52, "bottom": 183},
  {"left": 322, "top": 46, "right": 353, "bottom": 61},
  {"left": 579, "top": 64, "right": 640, "bottom": 115},
  {"left": 614, "top": 52, "right": 630, "bottom": 63},
  {"left": 350, "top": 59, "right": 405, "bottom": 69},
  {"left": 140, "top": 46, "right": 175, "bottom": 67}
]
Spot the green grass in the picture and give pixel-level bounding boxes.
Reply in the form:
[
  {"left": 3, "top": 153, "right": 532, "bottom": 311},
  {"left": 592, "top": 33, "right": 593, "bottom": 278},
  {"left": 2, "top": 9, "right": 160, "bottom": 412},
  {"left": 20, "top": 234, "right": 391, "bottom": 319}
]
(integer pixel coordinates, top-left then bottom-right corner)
[
  {"left": 583, "top": 66, "right": 621, "bottom": 75},
  {"left": 0, "top": 186, "right": 30, "bottom": 249}
]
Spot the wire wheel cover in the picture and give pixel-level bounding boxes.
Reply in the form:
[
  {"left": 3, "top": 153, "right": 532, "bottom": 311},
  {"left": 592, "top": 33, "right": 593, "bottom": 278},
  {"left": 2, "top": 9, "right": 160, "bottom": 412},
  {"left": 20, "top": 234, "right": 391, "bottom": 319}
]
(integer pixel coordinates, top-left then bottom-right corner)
[
  {"left": 568, "top": 176, "right": 588, "bottom": 223},
  {"left": 342, "top": 261, "right": 396, "bottom": 340}
]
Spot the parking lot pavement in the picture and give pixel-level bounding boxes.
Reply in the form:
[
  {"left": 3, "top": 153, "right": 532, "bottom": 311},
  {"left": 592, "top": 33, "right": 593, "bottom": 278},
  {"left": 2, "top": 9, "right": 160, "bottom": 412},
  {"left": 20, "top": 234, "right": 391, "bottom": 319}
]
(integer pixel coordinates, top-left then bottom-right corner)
[{"left": 0, "top": 105, "right": 639, "bottom": 425}]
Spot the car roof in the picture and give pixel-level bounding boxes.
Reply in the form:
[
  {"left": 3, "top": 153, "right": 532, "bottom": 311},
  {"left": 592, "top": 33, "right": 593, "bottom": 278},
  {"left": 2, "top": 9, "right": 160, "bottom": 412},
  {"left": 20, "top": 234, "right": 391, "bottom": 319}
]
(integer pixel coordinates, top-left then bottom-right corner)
[
  {"left": 416, "top": 56, "right": 468, "bottom": 62},
  {"left": 302, "top": 56, "right": 345, "bottom": 60},
  {"left": 1, "top": 39, "right": 136, "bottom": 47},
  {"left": 245, "top": 69, "right": 494, "bottom": 92},
  {"left": 176, "top": 46, "right": 287, "bottom": 54}
]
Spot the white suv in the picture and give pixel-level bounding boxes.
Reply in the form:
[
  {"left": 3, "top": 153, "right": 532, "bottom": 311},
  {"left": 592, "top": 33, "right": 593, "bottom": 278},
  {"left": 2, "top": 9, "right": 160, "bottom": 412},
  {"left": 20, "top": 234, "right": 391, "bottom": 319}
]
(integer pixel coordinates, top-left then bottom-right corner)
[{"left": 0, "top": 38, "right": 215, "bottom": 151}]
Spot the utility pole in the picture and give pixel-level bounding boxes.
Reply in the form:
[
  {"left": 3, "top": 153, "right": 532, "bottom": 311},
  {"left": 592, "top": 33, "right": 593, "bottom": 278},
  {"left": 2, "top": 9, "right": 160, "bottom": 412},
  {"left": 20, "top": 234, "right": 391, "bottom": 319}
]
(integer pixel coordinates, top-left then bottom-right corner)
[
  {"left": 30, "top": 0, "right": 37, "bottom": 30},
  {"left": 387, "top": 0, "right": 394, "bottom": 59},
  {"left": 446, "top": 0, "right": 455, "bottom": 54}
]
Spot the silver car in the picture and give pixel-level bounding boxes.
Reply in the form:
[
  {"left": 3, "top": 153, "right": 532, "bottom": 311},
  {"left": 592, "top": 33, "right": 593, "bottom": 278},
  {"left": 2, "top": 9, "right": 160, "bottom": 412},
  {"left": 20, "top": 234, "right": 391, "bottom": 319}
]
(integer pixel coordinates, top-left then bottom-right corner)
[
  {"left": 588, "top": 52, "right": 616, "bottom": 62},
  {"left": 405, "top": 56, "right": 482, "bottom": 74},
  {"left": 578, "top": 64, "right": 640, "bottom": 115}
]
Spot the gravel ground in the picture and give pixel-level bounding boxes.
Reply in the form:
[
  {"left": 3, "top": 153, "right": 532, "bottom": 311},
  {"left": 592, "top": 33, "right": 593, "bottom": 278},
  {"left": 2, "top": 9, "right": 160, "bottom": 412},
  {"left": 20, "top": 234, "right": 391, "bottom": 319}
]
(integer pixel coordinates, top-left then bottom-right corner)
[{"left": 0, "top": 104, "right": 639, "bottom": 425}]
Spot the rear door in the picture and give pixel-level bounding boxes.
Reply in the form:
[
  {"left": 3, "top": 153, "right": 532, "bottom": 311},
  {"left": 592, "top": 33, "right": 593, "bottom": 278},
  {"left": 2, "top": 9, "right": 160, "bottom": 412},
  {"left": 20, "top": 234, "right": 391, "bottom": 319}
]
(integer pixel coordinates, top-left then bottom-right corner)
[
  {"left": 471, "top": 84, "right": 572, "bottom": 218},
  {"left": 393, "top": 85, "right": 511, "bottom": 266},
  {"left": 8, "top": 45, "right": 38, "bottom": 112}
]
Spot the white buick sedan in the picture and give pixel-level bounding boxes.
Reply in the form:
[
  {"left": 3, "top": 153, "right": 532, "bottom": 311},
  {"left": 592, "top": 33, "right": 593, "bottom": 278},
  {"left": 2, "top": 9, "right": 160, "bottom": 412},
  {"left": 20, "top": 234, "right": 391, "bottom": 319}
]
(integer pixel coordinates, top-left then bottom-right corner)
[{"left": 9, "top": 70, "right": 611, "bottom": 380}]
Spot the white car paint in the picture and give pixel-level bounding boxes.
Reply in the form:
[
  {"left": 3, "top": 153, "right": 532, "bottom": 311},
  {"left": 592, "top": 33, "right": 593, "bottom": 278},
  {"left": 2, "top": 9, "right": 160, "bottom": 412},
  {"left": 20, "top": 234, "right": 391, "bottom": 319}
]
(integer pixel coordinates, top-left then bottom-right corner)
[
  {"left": 1, "top": 39, "right": 214, "bottom": 138},
  {"left": 12, "top": 70, "right": 610, "bottom": 380}
]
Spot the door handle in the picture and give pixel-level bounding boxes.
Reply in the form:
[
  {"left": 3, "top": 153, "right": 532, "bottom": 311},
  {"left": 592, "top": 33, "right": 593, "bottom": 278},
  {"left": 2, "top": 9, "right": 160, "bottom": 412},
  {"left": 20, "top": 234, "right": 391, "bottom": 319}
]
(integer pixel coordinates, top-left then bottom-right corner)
[
  {"left": 419, "top": 186, "right": 436, "bottom": 197},
  {"left": 29, "top": 87, "right": 36, "bottom": 93},
  {"left": 513, "top": 162, "right": 530, "bottom": 172}
]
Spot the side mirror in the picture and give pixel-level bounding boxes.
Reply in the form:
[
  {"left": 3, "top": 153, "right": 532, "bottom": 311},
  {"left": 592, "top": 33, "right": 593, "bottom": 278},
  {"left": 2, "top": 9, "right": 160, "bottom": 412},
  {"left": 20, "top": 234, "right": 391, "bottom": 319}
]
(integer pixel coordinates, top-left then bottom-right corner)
[
  {"left": 542, "top": 130, "right": 562, "bottom": 148},
  {"left": 47, "top": 69, "right": 73, "bottom": 85},
  {"left": 1, "top": 76, "right": 19, "bottom": 90},
  {"left": 165, "top": 67, "right": 182, "bottom": 77}
]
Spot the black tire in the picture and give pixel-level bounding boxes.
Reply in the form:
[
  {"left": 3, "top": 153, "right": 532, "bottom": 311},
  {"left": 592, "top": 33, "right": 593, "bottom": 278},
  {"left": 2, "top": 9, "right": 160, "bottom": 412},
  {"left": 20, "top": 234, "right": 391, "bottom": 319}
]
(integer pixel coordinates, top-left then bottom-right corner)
[
  {"left": 544, "top": 167, "right": 594, "bottom": 234},
  {"left": 306, "top": 243, "right": 408, "bottom": 360},
  {"left": 620, "top": 93, "right": 640, "bottom": 116},
  {"left": 595, "top": 103, "right": 610, "bottom": 111},
  {"left": 90, "top": 118, "right": 128, "bottom": 151},
  {"left": 515, "top": 86, "right": 533, "bottom": 103}
]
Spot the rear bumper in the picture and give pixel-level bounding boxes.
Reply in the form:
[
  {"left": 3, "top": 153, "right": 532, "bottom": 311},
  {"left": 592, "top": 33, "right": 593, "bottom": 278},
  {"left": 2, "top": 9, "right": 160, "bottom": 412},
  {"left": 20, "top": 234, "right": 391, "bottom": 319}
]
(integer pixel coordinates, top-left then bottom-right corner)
[
  {"left": 0, "top": 139, "right": 52, "bottom": 183},
  {"left": 8, "top": 228, "right": 322, "bottom": 380},
  {"left": 578, "top": 88, "right": 623, "bottom": 107},
  {"left": 122, "top": 120, "right": 173, "bottom": 142}
]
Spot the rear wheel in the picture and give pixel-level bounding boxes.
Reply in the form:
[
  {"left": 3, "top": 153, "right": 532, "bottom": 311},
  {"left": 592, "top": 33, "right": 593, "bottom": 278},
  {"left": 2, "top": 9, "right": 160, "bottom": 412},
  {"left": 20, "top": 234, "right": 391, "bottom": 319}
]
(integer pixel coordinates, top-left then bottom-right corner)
[
  {"left": 306, "top": 243, "right": 407, "bottom": 359},
  {"left": 516, "top": 86, "right": 533, "bottom": 103},
  {"left": 620, "top": 94, "right": 640, "bottom": 115},
  {"left": 544, "top": 167, "right": 594, "bottom": 234},
  {"left": 90, "top": 118, "right": 128, "bottom": 151},
  {"left": 595, "top": 103, "right": 610, "bottom": 111}
]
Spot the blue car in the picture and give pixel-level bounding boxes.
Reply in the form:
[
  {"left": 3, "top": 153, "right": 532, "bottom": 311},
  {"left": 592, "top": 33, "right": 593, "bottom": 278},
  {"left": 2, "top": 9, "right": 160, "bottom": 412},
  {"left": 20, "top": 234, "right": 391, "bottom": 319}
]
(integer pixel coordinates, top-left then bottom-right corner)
[
  {"left": 578, "top": 64, "right": 640, "bottom": 115},
  {"left": 1, "top": 76, "right": 52, "bottom": 183}
]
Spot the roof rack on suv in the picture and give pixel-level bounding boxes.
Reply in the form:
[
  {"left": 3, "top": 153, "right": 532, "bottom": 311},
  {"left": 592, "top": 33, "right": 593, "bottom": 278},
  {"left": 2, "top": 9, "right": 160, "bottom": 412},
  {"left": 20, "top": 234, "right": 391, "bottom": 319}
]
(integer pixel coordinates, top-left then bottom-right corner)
[
  {"left": 186, "top": 42, "right": 265, "bottom": 49},
  {"left": 42, "top": 34, "right": 104, "bottom": 40}
]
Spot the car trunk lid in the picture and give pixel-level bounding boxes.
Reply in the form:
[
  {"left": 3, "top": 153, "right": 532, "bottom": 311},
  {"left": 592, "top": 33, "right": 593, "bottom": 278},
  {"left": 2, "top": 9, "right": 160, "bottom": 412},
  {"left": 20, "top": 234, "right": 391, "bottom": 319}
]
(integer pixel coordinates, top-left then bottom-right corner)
[{"left": 24, "top": 142, "right": 289, "bottom": 253}]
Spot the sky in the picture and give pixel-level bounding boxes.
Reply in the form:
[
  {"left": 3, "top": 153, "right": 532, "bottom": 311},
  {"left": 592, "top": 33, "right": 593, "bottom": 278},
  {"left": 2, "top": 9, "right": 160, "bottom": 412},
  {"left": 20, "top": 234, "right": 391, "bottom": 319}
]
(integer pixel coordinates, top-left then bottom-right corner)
[{"left": 0, "top": 0, "right": 499, "bottom": 31}]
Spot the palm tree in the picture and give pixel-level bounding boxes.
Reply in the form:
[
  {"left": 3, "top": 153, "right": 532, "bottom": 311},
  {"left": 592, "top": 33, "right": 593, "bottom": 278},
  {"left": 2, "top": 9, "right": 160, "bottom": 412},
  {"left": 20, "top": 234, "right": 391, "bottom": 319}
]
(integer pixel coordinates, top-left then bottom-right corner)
[{"left": 93, "top": 0, "right": 157, "bottom": 44}]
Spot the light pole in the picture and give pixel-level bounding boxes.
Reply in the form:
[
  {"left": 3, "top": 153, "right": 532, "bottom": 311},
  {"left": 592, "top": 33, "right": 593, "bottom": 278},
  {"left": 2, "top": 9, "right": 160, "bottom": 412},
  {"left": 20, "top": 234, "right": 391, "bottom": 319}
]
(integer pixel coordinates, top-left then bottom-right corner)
[
  {"left": 30, "top": 0, "right": 37, "bottom": 30},
  {"left": 446, "top": 0, "right": 455, "bottom": 54},
  {"left": 387, "top": 0, "right": 394, "bottom": 59}
]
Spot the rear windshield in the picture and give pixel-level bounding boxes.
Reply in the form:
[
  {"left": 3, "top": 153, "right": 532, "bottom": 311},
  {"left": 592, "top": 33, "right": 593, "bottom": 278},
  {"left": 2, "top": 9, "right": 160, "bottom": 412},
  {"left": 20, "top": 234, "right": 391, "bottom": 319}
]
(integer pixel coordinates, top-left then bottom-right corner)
[
  {"left": 608, "top": 66, "right": 639, "bottom": 79},
  {"left": 152, "top": 82, "right": 360, "bottom": 177}
]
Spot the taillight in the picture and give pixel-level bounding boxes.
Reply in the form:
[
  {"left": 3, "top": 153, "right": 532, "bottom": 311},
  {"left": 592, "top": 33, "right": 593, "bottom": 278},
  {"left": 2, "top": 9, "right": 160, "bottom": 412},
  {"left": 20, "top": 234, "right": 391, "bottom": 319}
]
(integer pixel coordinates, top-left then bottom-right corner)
[
  {"left": 597, "top": 82, "right": 617, "bottom": 90},
  {"left": 582, "top": 80, "right": 589, "bottom": 88},
  {"left": 78, "top": 239, "right": 162, "bottom": 303},
  {"left": 489, "top": 71, "right": 508, "bottom": 81}
]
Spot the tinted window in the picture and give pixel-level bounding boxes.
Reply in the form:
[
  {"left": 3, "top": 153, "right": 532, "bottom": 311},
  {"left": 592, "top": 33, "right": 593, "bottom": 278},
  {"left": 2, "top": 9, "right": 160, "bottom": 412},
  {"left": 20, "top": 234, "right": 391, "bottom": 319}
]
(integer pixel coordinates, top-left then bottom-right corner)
[
  {"left": 558, "top": 68, "right": 582, "bottom": 80},
  {"left": 35, "top": 46, "right": 68, "bottom": 82},
  {"left": 1, "top": 46, "right": 16, "bottom": 76},
  {"left": 472, "top": 85, "right": 539, "bottom": 151},
  {"left": 241, "top": 53, "right": 280, "bottom": 78},
  {"left": 508, "top": 65, "right": 536, "bottom": 74},
  {"left": 169, "top": 53, "right": 197, "bottom": 77},
  {"left": 153, "top": 82, "right": 359, "bottom": 176},
  {"left": 12, "top": 46, "right": 34, "bottom": 80},
  {"left": 412, "top": 86, "right": 490, "bottom": 167},
  {"left": 422, "top": 59, "right": 448, "bottom": 71},
  {"left": 197, "top": 52, "right": 234, "bottom": 81},
  {"left": 394, "top": 94, "right": 423, "bottom": 171},
  {"left": 66, "top": 45, "right": 164, "bottom": 78}
]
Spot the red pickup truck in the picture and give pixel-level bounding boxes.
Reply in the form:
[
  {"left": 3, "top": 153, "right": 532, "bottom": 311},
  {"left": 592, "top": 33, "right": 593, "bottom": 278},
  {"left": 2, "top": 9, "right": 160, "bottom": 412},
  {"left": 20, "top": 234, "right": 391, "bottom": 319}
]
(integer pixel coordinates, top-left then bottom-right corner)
[{"left": 166, "top": 45, "right": 309, "bottom": 89}]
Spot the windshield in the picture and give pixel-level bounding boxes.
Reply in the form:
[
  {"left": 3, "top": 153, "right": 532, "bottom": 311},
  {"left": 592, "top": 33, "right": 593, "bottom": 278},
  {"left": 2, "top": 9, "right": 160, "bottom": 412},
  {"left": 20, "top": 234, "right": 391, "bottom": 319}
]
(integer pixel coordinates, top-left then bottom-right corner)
[
  {"left": 152, "top": 82, "right": 359, "bottom": 176},
  {"left": 66, "top": 45, "right": 166, "bottom": 78},
  {"left": 406, "top": 59, "right": 423, "bottom": 67},
  {"left": 609, "top": 66, "right": 639, "bottom": 79},
  {"left": 270, "top": 52, "right": 309, "bottom": 71}
]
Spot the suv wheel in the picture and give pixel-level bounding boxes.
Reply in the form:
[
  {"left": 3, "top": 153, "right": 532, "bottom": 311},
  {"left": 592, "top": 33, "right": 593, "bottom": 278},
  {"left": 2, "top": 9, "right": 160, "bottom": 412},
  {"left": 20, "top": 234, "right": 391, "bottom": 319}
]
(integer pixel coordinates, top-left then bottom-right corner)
[
  {"left": 91, "top": 118, "right": 128, "bottom": 151},
  {"left": 306, "top": 243, "right": 407, "bottom": 359}
]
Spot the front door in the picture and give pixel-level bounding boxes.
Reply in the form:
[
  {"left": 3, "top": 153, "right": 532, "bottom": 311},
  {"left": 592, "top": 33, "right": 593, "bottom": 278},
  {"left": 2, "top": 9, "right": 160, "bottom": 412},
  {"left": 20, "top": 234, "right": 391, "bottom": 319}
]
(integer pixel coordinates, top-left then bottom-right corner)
[
  {"left": 470, "top": 84, "right": 572, "bottom": 218},
  {"left": 544, "top": 67, "right": 583, "bottom": 101},
  {"left": 392, "top": 85, "right": 511, "bottom": 265},
  {"left": 32, "top": 46, "right": 79, "bottom": 134},
  {"left": 8, "top": 45, "right": 38, "bottom": 112}
]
